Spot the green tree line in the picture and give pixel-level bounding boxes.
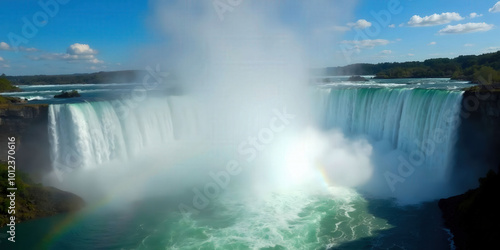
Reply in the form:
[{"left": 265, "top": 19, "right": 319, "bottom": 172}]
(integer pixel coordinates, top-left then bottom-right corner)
[
  {"left": 3, "top": 70, "right": 144, "bottom": 85},
  {"left": 324, "top": 51, "right": 500, "bottom": 84}
]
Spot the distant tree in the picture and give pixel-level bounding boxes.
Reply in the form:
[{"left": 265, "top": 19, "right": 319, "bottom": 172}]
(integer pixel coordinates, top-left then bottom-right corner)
[
  {"left": 0, "top": 77, "right": 20, "bottom": 92},
  {"left": 473, "top": 66, "right": 500, "bottom": 84},
  {"left": 324, "top": 50, "right": 500, "bottom": 83}
]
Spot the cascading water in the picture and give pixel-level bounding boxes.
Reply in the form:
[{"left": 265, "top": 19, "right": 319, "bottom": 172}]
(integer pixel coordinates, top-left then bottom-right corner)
[
  {"left": 47, "top": 97, "right": 204, "bottom": 172},
  {"left": 320, "top": 88, "right": 463, "bottom": 176},
  {"left": 47, "top": 87, "right": 465, "bottom": 195},
  {"left": 36, "top": 85, "right": 464, "bottom": 249},
  {"left": 47, "top": 94, "right": 275, "bottom": 173},
  {"left": 320, "top": 88, "right": 463, "bottom": 199}
]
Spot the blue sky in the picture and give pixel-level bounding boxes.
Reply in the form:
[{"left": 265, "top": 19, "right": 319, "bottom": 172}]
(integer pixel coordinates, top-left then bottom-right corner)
[
  {"left": 340, "top": 0, "right": 500, "bottom": 66},
  {"left": 0, "top": 0, "right": 499, "bottom": 75}
]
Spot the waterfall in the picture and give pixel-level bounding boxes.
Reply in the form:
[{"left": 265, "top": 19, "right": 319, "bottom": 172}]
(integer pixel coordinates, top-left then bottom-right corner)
[
  {"left": 47, "top": 87, "right": 465, "bottom": 197},
  {"left": 48, "top": 97, "right": 203, "bottom": 171},
  {"left": 321, "top": 87, "right": 463, "bottom": 178}
]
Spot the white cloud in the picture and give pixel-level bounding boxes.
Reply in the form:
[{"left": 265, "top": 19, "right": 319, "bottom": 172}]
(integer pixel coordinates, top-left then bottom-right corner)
[
  {"left": 408, "top": 53, "right": 415, "bottom": 56},
  {"left": 388, "top": 24, "right": 396, "bottom": 28},
  {"left": 489, "top": 1, "right": 500, "bottom": 13},
  {"left": 464, "top": 43, "right": 474, "bottom": 47},
  {"left": 31, "top": 43, "right": 103, "bottom": 64},
  {"left": 88, "top": 58, "right": 104, "bottom": 64},
  {"left": 340, "top": 39, "right": 391, "bottom": 49},
  {"left": 439, "top": 22, "right": 494, "bottom": 34},
  {"left": 1, "top": 64, "right": 10, "bottom": 68},
  {"left": 19, "top": 46, "right": 39, "bottom": 52},
  {"left": 0, "top": 56, "right": 4, "bottom": 62},
  {"left": 67, "top": 43, "right": 98, "bottom": 55},
  {"left": 407, "top": 12, "right": 463, "bottom": 27},
  {"left": 0, "top": 42, "right": 39, "bottom": 52},
  {"left": 34, "top": 53, "right": 103, "bottom": 64},
  {"left": 325, "top": 19, "right": 373, "bottom": 32},
  {"left": 469, "top": 12, "right": 483, "bottom": 18},
  {"left": 0, "top": 42, "right": 11, "bottom": 51},
  {"left": 380, "top": 50, "right": 392, "bottom": 55},
  {"left": 428, "top": 41, "right": 437, "bottom": 45},
  {"left": 347, "top": 19, "right": 372, "bottom": 29}
]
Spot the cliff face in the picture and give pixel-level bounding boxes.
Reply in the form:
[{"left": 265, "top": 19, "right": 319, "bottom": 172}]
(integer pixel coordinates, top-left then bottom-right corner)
[
  {"left": 462, "top": 90, "right": 500, "bottom": 125},
  {"left": 439, "top": 169, "right": 500, "bottom": 250},
  {"left": 439, "top": 90, "right": 500, "bottom": 250},
  {"left": 0, "top": 105, "right": 86, "bottom": 227},
  {"left": 0, "top": 162, "right": 85, "bottom": 227},
  {"left": 0, "top": 104, "right": 51, "bottom": 179},
  {"left": 454, "top": 91, "right": 500, "bottom": 181}
]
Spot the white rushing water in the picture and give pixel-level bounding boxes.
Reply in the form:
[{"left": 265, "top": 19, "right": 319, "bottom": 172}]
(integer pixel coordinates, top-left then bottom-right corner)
[
  {"left": 48, "top": 87, "right": 465, "bottom": 199},
  {"left": 38, "top": 86, "right": 465, "bottom": 249},
  {"left": 48, "top": 97, "right": 204, "bottom": 172},
  {"left": 320, "top": 88, "right": 463, "bottom": 178},
  {"left": 317, "top": 87, "right": 465, "bottom": 201}
]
